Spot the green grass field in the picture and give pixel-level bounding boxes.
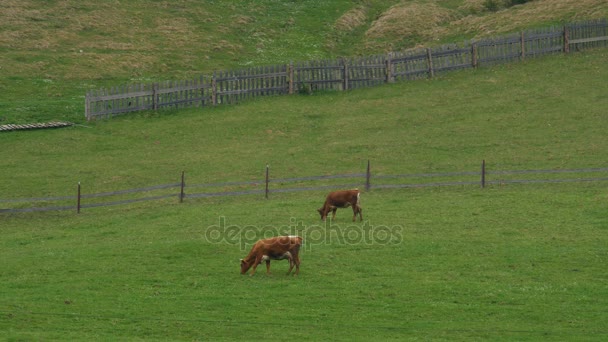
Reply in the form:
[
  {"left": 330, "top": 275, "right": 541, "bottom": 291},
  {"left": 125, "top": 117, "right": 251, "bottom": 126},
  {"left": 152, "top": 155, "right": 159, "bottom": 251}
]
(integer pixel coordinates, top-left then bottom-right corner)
[
  {"left": 2, "top": 0, "right": 608, "bottom": 340},
  {"left": 2, "top": 184, "right": 607, "bottom": 340},
  {"left": 1, "top": 50, "right": 607, "bottom": 198},
  {"left": 2, "top": 50, "right": 608, "bottom": 340}
]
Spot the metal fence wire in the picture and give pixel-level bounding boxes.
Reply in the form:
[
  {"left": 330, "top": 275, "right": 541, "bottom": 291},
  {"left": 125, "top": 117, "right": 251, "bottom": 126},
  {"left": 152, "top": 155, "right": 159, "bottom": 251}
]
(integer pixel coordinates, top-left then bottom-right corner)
[{"left": 2, "top": 165, "right": 607, "bottom": 214}]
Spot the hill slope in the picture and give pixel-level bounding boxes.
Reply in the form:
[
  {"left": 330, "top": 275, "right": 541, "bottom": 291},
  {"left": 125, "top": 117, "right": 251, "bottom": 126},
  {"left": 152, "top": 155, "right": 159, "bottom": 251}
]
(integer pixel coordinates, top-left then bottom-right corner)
[
  {"left": 1, "top": 51, "right": 607, "bottom": 340},
  {"left": 1, "top": 49, "right": 606, "bottom": 199},
  {"left": 1, "top": 2, "right": 608, "bottom": 339},
  {"left": 0, "top": 0, "right": 606, "bottom": 123}
]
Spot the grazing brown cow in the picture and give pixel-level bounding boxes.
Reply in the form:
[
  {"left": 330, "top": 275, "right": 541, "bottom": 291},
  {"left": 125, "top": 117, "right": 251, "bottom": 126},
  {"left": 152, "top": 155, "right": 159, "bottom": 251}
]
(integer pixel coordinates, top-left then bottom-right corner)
[
  {"left": 317, "top": 189, "right": 363, "bottom": 222},
  {"left": 240, "top": 236, "right": 302, "bottom": 276}
]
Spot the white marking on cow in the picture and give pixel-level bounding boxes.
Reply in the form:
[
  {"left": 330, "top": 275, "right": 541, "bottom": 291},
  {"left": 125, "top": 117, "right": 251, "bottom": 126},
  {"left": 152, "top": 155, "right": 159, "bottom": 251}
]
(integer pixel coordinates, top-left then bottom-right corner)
[{"left": 261, "top": 251, "right": 292, "bottom": 262}]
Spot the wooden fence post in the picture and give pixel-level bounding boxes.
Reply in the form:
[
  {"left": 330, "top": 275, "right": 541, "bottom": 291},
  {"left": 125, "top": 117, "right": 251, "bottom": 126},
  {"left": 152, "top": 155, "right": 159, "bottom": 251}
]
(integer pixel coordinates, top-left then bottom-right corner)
[
  {"left": 426, "top": 48, "right": 434, "bottom": 78},
  {"left": 77, "top": 182, "right": 81, "bottom": 214},
  {"left": 342, "top": 58, "right": 349, "bottom": 91},
  {"left": 85, "top": 93, "right": 90, "bottom": 121},
  {"left": 180, "top": 171, "right": 185, "bottom": 203},
  {"left": 265, "top": 164, "right": 270, "bottom": 199},
  {"left": 563, "top": 26, "right": 570, "bottom": 53},
  {"left": 211, "top": 73, "right": 217, "bottom": 105},
  {"left": 471, "top": 42, "right": 478, "bottom": 68},
  {"left": 288, "top": 62, "right": 294, "bottom": 95},
  {"left": 153, "top": 83, "right": 159, "bottom": 110},
  {"left": 481, "top": 160, "right": 486, "bottom": 188},
  {"left": 200, "top": 75, "right": 206, "bottom": 107},
  {"left": 520, "top": 31, "right": 526, "bottom": 61},
  {"left": 385, "top": 52, "right": 394, "bottom": 83},
  {"left": 365, "top": 160, "right": 371, "bottom": 191}
]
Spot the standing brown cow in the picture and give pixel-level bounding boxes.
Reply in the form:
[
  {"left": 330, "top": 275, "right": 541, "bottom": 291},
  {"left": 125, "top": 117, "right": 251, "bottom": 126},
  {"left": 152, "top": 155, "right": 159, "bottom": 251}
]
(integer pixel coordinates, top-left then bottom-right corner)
[
  {"left": 240, "top": 236, "right": 302, "bottom": 276},
  {"left": 317, "top": 189, "right": 363, "bottom": 222}
]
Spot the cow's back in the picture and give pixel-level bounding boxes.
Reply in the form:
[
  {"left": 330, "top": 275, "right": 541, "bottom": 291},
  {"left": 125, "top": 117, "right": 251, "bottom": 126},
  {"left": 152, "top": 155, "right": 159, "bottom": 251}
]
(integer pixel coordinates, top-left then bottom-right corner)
[{"left": 328, "top": 189, "right": 359, "bottom": 204}]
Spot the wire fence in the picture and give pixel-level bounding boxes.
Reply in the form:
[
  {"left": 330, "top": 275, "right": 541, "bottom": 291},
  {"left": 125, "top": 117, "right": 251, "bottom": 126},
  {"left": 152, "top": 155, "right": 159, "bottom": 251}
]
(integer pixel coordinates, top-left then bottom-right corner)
[{"left": 2, "top": 162, "right": 607, "bottom": 214}]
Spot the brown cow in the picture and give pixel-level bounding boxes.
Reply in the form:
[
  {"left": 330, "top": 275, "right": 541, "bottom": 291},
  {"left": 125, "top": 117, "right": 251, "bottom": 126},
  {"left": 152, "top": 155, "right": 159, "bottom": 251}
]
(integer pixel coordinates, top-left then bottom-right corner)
[
  {"left": 240, "top": 236, "right": 302, "bottom": 276},
  {"left": 317, "top": 189, "right": 363, "bottom": 222}
]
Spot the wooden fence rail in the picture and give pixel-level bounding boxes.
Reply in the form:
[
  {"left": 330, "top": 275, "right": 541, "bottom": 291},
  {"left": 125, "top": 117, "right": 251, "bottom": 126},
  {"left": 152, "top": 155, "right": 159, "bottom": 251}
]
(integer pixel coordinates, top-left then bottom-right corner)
[{"left": 85, "top": 19, "right": 607, "bottom": 120}]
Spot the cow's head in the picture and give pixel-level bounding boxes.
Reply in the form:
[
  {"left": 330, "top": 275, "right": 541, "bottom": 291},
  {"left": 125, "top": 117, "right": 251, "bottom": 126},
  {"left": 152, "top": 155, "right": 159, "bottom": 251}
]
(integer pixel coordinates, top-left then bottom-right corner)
[
  {"left": 240, "top": 259, "right": 251, "bottom": 275},
  {"left": 317, "top": 208, "right": 325, "bottom": 220}
]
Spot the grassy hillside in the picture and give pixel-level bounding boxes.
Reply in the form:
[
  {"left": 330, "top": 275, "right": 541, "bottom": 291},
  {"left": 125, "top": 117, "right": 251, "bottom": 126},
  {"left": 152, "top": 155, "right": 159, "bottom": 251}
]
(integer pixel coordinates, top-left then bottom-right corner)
[
  {"left": 1, "top": 0, "right": 607, "bottom": 123},
  {"left": 1, "top": 50, "right": 606, "bottom": 199},
  {"left": 1, "top": 0, "right": 608, "bottom": 340}
]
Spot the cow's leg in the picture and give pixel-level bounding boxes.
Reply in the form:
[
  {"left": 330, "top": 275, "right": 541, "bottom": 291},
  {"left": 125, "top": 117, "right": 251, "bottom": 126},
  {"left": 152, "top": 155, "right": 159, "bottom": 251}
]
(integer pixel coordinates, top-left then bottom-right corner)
[
  {"left": 356, "top": 205, "right": 363, "bottom": 221},
  {"left": 265, "top": 259, "right": 271, "bottom": 274},
  {"left": 352, "top": 206, "right": 357, "bottom": 222},
  {"left": 250, "top": 256, "right": 263, "bottom": 276},
  {"left": 293, "top": 253, "right": 300, "bottom": 276},
  {"left": 286, "top": 255, "right": 295, "bottom": 275},
  {"left": 281, "top": 252, "right": 294, "bottom": 275},
  {"left": 331, "top": 207, "right": 337, "bottom": 220}
]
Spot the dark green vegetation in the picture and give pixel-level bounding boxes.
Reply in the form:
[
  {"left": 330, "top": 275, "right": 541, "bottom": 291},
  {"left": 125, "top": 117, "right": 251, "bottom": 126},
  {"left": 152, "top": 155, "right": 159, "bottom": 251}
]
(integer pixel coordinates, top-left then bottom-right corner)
[{"left": 2, "top": 0, "right": 608, "bottom": 340}]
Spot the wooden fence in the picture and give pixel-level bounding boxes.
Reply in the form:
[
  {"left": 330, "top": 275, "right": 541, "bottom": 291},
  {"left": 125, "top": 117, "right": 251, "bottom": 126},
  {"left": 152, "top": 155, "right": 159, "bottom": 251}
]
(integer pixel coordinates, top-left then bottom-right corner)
[
  {"left": 85, "top": 19, "right": 607, "bottom": 120},
  {"left": 2, "top": 163, "right": 608, "bottom": 214}
]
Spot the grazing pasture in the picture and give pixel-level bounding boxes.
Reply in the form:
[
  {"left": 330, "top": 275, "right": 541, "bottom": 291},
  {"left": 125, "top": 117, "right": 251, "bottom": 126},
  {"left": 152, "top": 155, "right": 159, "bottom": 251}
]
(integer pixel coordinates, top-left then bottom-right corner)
[
  {"left": 2, "top": 0, "right": 608, "bottom": 339},
  {"left": 1, "top": 184, "right": 607, "bottom": 340},
  {"left": 1, "top": 49, "right": 608, "bottom": 340}
]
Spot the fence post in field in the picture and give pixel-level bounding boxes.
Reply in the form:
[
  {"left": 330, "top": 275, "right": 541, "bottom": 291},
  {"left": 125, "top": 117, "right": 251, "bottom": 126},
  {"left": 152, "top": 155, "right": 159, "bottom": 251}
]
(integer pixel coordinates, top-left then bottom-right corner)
[
  {"left": 471, "top": 42, "right": 478, "bottom": 68},
  {"left": 520, "top": 31, "right": 526, "bottom": 61},
  {"left": 288, "top": 62, "right": 294, "bottom": 95},
  {"left": 85, "top": 93, "right": 90, "bottom": 121},
  {"left": 200, "top": 75, "right": 206, "bottom": 107},
  {"left": 342, "top": 58, "right": 349, "bottom": 91},
  {"left": 426, "top": 48, "right": 434, "bottom": 78},
  {"left": 152, "top": 83, "right": 159, "bottom": 110},
  {"left": 265, "top": 165, "right": 270, "bottom": 199},
  {"left": 563, "top": 26, "right": 570, "bottom": 53},
  {"left": 481, "top": 160, "right": 486, "bottom": 188},
  {"left": 386, "top": 52, "right": 394, "bottom": 83},
  {"left": 366, "top": 160, "right": 371, "bottom": 191},
  {"left": 211, "top": 73, "right": 217, "bottom": 105},
  {"left": 77, "top": 182, "right": 81, "bottom": 214},
  {"left": 180, "top": 171, "right": 185, "bottom": 203}
]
